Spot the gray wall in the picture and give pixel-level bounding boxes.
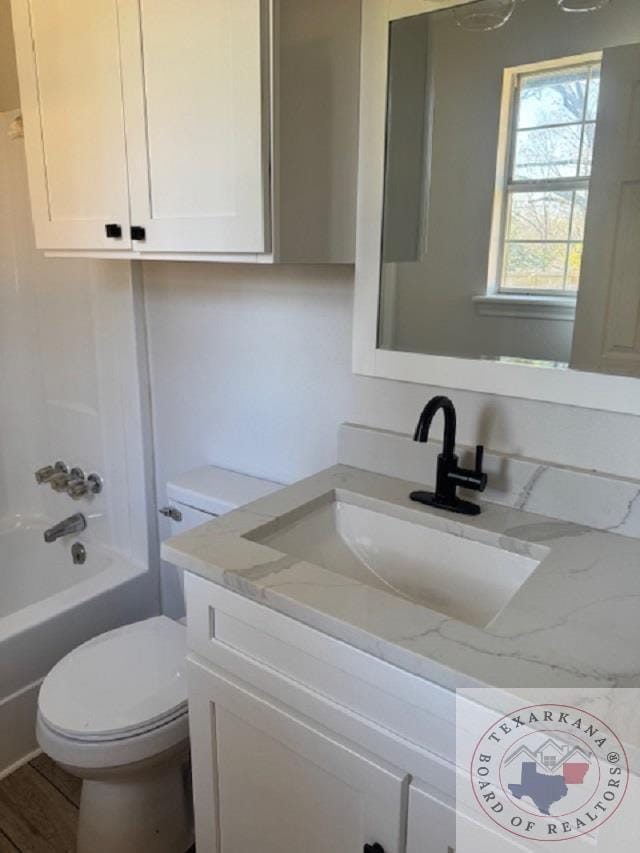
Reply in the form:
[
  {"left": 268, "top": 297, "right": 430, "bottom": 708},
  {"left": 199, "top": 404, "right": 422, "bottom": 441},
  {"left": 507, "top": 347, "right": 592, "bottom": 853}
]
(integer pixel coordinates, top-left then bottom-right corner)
[
  {"left": 142, "top": 261, "right": 640, "bottom": 486},
  {"left": 0, "top": 0, "right": 19, "bottom": 111}
]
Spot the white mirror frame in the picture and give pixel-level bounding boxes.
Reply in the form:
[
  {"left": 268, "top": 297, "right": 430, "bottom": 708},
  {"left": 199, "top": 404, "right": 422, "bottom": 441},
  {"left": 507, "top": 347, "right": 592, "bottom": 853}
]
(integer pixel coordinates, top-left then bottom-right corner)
[{"left": 353, "top": 0, "right": 640, "bottom": 415}]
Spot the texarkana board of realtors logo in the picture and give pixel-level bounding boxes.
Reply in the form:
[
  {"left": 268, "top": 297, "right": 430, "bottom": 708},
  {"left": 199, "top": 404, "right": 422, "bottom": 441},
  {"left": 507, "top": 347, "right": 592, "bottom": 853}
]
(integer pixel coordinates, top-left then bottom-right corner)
[{"left": 470, "top": 704, "right": 628, "bottom": 842}]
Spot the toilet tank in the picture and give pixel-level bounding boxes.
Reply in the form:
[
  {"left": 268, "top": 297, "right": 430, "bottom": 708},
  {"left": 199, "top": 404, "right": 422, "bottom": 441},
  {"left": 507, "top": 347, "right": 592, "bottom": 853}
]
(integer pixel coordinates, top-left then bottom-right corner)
[{"left": 162, "top": 466, "right": 282, "bottom": 536}]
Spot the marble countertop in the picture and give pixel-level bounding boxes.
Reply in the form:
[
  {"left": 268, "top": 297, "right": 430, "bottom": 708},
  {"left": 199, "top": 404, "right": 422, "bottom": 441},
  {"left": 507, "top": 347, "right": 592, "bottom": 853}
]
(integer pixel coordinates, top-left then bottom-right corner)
[{"left": 163, "top": 465, "right": 640, "bottom": 693}]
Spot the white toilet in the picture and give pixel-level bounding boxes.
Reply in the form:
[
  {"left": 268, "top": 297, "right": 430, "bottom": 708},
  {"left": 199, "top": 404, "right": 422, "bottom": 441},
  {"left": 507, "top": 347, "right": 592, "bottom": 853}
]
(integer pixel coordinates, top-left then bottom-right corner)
[{"left": 36, "top": 466, "right": 280, "bottom": 853}]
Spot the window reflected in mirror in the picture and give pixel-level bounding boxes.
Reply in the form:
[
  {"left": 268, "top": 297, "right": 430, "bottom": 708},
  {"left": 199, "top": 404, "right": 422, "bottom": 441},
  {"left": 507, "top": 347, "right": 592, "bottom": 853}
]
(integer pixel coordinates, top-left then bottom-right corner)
[
  {"left": 498, "top": 57, "right": 600, "bottom": 294},
  {"left": 379, "top": 0, "right": 640, "bottom": 376}
]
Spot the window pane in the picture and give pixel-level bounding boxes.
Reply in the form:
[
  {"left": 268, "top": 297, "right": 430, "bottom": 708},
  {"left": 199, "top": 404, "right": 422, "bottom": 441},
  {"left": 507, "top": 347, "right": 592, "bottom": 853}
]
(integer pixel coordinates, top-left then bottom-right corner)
[
  {"left": 507, "top": 191, "right": 574, "bottom": 241},
  {"left": 579, "top": 122, "right": 596, "bottom": 176},
  {"left": 566, "top": 243, "right": 583, "bottom": 291},
  {"left": 496, "top": 59, "right": 600, "bottom": 295},
  {"left": 513, "top": 125, "right": 582, "bottom": 180},
  {"left": 586, "top": 67, "right": 601, "bottom": 120},
  {"left": 517, "top": 67, "right": 587, "bottom": 129},
  {"left": 503, "top": 242, "right": 568, "bottom": 290},
  {"left": 570, "top": 190, "right": 589, "bottom": 240}
]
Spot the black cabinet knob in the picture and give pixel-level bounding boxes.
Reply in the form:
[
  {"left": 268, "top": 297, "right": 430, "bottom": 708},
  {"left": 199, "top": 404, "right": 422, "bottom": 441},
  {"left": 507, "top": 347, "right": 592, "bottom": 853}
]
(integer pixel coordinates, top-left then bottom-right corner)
[
  {"left": 105, "top": 223, "right": 122, "bottom": 238},
  {"left": 364, "top": 845, "right": 385, "bottom": 853},
  {"left": 130, "top": 225, "right": 146, "bottom": 241}
]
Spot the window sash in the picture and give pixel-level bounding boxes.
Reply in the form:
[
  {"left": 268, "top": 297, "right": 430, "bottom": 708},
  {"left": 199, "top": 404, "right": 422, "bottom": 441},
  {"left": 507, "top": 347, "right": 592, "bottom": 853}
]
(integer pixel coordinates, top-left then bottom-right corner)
[
  {"left": 499, "top": 183, "right": 588, "bottom": 296},
  {"left": 496, "top": 60, "right": 600, "bottom": 296},
  {"left": 506, "top": 176, "right": 590, "bottom": 194}
]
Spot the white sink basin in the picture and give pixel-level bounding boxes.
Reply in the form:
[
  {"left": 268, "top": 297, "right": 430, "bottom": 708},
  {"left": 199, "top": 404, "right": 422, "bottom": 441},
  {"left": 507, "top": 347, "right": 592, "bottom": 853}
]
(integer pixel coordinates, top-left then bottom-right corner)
[{"left": 250, "top": 495, "right": 544, "bottom": 628}]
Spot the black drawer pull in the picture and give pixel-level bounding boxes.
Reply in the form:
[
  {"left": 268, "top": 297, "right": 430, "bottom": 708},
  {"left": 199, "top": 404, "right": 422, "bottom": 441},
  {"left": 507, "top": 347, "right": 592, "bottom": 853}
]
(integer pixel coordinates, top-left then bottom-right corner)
[
  {"left": 130, "top": 225, "right": 146, "bottom": 241},
  {"left": 105, "top": 223, "right": 122, "bottom": 238},
  {"left": 364, "top": 845, "right": 385, "bottom": 853}
]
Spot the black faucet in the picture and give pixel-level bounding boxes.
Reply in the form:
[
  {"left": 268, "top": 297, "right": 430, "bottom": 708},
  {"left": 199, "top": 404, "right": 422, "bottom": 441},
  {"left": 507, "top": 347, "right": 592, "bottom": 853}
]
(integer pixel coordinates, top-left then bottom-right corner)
[{"left": 410, "top": 396, "right": 487, "bottom": 516}]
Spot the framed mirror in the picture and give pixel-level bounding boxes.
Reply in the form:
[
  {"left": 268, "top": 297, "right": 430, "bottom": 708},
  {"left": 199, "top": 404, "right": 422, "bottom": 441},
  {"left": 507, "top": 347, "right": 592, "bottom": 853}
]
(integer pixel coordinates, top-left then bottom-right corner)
[{"left": 353, "top": 0, "right": 640, "bottom": 413}]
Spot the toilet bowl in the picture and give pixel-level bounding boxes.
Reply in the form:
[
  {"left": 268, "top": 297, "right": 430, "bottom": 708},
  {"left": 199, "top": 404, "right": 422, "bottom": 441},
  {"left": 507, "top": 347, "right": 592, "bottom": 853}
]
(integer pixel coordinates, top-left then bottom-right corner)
[
  {"left": 35, "top": 466, "right": 280, "bottom": 851},
  {"left": 36, "top": 616, "right": 193, "bottom": 853}
]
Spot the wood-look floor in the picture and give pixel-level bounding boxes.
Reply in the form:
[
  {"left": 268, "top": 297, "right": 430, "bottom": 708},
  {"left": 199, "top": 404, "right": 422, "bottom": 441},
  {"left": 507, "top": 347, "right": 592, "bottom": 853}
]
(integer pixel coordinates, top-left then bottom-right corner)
[
  {"left": 0, "top": 755, "right": 80, "bottom": 852},
  {"left": 0, "top": 756, "right": 196, "bottom": 852}
]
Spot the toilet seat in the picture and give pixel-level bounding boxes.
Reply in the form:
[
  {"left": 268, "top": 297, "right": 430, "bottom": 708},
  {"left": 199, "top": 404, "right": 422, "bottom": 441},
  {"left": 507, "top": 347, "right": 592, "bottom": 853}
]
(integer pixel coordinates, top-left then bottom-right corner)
[
  {"left": 38, "top": 616, "right": 187, "bottom": 743},
  {"left": 36, "top": 708, "right": 190, "bottom": 771}
]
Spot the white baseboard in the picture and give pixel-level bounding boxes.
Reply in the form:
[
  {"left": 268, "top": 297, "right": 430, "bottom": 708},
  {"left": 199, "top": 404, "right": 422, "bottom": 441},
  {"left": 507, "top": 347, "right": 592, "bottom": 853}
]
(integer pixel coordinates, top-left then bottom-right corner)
[{"left": 0, "top": 747, "right": 42, "bottom": 781}]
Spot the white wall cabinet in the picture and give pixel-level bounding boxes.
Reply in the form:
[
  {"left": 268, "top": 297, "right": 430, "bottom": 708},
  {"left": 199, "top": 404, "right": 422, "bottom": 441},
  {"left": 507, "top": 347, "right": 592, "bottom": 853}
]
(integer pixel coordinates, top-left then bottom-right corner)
[
  {"left": 11, "top": 0, "right": 133, "bottom": 251},
  {"left": 11, "top": 0, "right": 359, "bottom": 262},
  {"left": 119, "top": 0, "right": 269, "bottom": 256}
]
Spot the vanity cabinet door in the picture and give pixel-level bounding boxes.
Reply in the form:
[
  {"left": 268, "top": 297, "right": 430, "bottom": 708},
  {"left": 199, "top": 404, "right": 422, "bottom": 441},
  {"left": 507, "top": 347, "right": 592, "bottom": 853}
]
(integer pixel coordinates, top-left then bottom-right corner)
[
  {"left": 118, "top": 0, "right": 269, "bottom": 254},
  {"left": 407, "top": 781, "right": 633, "bottom": 853},
  {"left": 10, "top": 0, "right": 132, "bottom": 251},
  {"left": 406, "top": 783, "right": 524, "bottom": 853},
  {"left": 188, "top": 658, "right": 408, "bottom": 853}
]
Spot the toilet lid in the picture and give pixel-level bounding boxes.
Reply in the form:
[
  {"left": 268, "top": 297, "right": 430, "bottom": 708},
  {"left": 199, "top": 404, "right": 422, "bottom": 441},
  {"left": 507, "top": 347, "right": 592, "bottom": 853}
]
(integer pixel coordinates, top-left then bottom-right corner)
[{"left": 38, "top": 617, "right": 188, "bottom": 741}]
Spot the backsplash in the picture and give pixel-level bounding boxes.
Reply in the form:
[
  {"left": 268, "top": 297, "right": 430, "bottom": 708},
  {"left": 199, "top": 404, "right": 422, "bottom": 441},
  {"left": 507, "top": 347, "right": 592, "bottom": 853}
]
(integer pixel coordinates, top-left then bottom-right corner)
[{"left": 339, "top": 423, "right": 640, "bottom": 538}]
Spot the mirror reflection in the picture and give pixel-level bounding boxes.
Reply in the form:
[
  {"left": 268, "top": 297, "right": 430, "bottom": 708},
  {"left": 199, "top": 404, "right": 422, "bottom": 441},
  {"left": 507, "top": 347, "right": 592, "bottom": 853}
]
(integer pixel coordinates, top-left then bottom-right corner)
[{"left": 379, "top": 0, "right": 640, "bottom": 375}]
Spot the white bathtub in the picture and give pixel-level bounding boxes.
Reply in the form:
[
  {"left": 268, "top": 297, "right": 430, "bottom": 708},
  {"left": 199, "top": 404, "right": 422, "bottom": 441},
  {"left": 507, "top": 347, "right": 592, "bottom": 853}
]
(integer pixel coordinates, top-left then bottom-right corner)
[{"left": 0, "top": 515, "right": 155, "bottom": 777}]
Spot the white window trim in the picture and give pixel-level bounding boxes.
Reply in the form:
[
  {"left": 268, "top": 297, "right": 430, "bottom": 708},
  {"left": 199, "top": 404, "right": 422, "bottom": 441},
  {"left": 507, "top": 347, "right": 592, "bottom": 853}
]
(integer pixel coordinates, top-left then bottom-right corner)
[
  {"left": 473, "top": 293, "right": 576, "bottom": 321},
  {"left": 486, "top": 51, "right": 603, "bottom": 299}
]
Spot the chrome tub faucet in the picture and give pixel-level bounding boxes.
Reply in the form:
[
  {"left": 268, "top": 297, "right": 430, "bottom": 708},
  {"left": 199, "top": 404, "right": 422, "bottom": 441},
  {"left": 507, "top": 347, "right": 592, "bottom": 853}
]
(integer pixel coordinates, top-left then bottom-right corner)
[{"left": 44, "top": 513, "right": 87, "bottom": 543}]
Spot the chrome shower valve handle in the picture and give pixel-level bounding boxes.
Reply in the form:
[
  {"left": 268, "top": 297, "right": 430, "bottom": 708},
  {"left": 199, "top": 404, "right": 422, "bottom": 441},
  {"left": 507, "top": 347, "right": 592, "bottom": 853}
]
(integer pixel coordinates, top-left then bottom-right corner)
[
  {"left": 66, "top": 470, "right": 103, "bottom": 499},
  {"left": 35, "top": 460, "right": 68, "bottom": 484},
  {"left": 50, "top": 471, "right": 73, "bottom": 492},
  {"left": 35, "top": 465, "right": 55, "bottom": 484},
  {"left": 35, "top": 461, "right": 103, "bottom": 498},
  {"left": 67, "top": 479, "right": 89, "bottom": 499},
  {"left": 86, "top": 473, "right": 103, "bottom": 495}
]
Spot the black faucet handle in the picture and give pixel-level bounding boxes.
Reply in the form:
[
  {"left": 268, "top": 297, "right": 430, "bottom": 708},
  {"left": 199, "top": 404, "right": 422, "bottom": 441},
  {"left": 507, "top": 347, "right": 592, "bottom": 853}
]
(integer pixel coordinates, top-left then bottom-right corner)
[{"left": 474, "top": 445, "right": 488, "bottom": 492}]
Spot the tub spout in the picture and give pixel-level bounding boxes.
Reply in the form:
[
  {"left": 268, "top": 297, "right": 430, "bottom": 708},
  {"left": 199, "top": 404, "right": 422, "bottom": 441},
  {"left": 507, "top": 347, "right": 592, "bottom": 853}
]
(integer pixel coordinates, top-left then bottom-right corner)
[{"left": 44, "top": 513, "right": 87, "bottom": 543}]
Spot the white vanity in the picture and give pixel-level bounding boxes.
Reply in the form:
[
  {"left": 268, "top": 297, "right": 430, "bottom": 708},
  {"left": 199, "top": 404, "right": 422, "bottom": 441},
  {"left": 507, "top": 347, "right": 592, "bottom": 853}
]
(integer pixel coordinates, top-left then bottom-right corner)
[{"left": 164, "top": 447, "right": 640, "bottom": 853}]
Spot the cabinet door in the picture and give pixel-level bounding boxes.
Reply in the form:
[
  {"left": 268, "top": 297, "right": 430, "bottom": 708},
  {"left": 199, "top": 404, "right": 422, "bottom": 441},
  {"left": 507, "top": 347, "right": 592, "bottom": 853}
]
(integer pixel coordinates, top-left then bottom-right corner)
[
  {"left": 118, "top": 0, "right": 269, "bottom": 254},
  {"left": 11, "top": 0, "right": 132, "bottom": 250},
  {"left": 188, "top": 658, "right": 408, "bottom": 853},
  {"left": 406, "top": 782, "right": 607, "bottom": 853},
  {"left": 407, "top": 783, "right": 526, "bottom": 853}
]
